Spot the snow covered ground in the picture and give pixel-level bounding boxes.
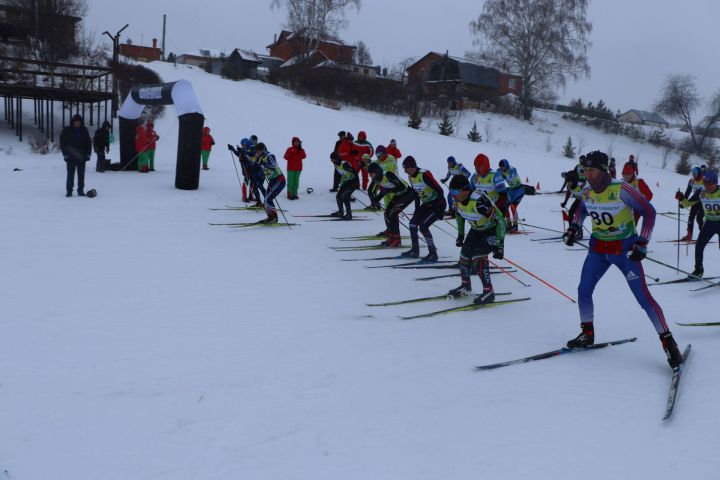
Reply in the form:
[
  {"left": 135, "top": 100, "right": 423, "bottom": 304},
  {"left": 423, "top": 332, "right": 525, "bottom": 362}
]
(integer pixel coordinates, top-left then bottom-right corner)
[{"left": 1, "top": 62, "right": 718, "bottom": 479}]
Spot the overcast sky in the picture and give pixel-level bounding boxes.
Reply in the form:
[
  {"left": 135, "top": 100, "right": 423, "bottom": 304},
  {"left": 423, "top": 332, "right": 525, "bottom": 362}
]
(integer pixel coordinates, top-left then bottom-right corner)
[{"left": 84, "top": 0, "right": 720, "bottom": 114}]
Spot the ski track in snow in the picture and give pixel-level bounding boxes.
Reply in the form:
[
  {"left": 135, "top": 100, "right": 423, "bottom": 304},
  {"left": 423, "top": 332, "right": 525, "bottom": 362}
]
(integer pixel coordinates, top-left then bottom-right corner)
[{"left": 1, "top": 61, "right": 718, "bottom": 479}]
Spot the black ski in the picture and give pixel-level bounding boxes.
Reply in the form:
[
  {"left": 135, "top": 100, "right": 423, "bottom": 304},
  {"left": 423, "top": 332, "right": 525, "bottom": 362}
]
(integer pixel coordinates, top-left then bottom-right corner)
[
  {"left": 531, "top": 236, "right": 564, "bottom": 242},
  {"left": 689, "top": 280, "right": 720, "bottom": 292},
  {"left": 649, "top": 275, "right": 719, "bottom": 286},
  {"left": 475, "top": 337, "right": 638, "bottom": 370},
  {"left": 227, "top": 222, "right": 298, "bottom": 228},
  {"left": 414, "top": 273, "right": 460, "bottom": 281},
  {"left": 398, "top": 297, "right": 531, "bottom": 320},
  {"left": 676, "top": 321, "right": 720, "bottom": 326},
  {"left": 367, "top": 292, "right": 511, "bottom": 307},
  {"left": 414, "top": 269, "right": 518, "bottom": 281},
  {"left": 365, "top": 260, "right": 456, "bottom": 269},
  {"left": 663, "top": 344, "right": 691, "bottom": 421},
  {"left": 293, "top": 214, "right": 368, "bottom": 218},
  {"left": 306, "top": 218, "right": 372, "bottom": 222}
]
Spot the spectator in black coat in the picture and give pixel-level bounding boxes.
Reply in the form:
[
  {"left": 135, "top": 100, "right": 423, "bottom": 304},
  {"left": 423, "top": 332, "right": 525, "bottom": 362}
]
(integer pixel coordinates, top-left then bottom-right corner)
[
  {"left": 93, "top": 120, "right": 112, "bottom": 172},
  {"left": 60, "top": 114, "right": 92, "bottom": 197}
]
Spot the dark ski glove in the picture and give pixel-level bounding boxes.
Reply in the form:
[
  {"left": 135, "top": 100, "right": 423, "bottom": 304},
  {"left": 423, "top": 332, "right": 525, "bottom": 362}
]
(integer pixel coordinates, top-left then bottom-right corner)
[
  {"left": 492, "top": 245, "right": 504, "bottom": 260},
  {"left": 628, "top": 240, "right": 648, "bottom": 261},
  {"left": 563, "top": 224, "right": 580, "bottom": 246}
]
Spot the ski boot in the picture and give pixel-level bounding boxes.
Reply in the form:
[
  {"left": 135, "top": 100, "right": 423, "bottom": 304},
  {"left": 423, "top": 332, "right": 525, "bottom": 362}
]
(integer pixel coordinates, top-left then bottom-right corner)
[
  {"left": 456, "top": 234, "right": 465, "bottom": 247},
  {"left": 329, "top": 211, "right": 342, "bottom": 217},
  {"left": 380, "top": 234, "right": 401, "bottom": 248},
  {"left": 376, "top": 230, "right": 389, "bottom": 238},
  {"left": 78, "top": 191, "right": 86, "bottom": 197},
  {"left": 445, "top": 210, "right": 455, "bottom": 219},
  {"left": 448, "top": 284, "right": 472, "bottom": 298},
  {"left": 473, "top": 289, "right": 495, "bottom": 305},
  {"left": 567, "top": 323, "right": 594, "bottom": 348},
  {"left": 509, "top": 222, "right": 519, "bottom": 233},
  {"left": 400, "top": 247, "right": 419, "bottom": 258},
  {"left": 660, "top": 332, "right": 683, "bottom": 371},
  {"left": 252, "top": 201, "right": 263, "bottom": 208},
  {"left": 421, "top": 250, "right": 438, "bottom": 263},
  {"left": 688, "top": 265, "right": 704, "bottom": 280},
  {"left": 340, "top": 212, "right": 353, "bottom": 221},
  {"left": 66, "top": 191, "right": 72, "bottom": 197},
  {"left": 680, "top": 232, "right": 692, "bottom": 242}
]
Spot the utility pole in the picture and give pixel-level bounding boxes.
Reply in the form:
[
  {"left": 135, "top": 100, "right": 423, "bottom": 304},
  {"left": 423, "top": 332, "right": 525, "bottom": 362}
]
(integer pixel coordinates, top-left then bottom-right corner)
[
  {"left": 103, "top": 24, "right": 129, "bottom": 118},
  {"left": 162, "top": 14, "right": 167, "bottom": 61}
]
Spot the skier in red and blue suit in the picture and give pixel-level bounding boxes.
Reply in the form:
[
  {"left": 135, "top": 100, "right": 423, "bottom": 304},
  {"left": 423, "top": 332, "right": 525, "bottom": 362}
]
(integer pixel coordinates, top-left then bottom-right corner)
[{"left": 563, "top": 150, "right": 683, "bottom": 371}]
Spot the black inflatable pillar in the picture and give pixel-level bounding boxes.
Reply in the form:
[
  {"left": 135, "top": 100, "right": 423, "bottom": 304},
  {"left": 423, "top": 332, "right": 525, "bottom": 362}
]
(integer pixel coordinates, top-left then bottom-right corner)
[{"left": 176, "top": 113, "right": 205, "bottom": 190}]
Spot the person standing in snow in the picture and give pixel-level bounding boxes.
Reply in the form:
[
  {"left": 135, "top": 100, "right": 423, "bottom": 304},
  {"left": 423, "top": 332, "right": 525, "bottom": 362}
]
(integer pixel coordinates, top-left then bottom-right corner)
[
  {"left": 402, "top": 156, "right": 446, "bottom": 262},
  {"left": 440, "top": 156, "right": 471, "bottom": 218},
  {"left": 354, "top": 131, "right": 374, "bottom": 190},
  {"left": 255, "top": 142, "right": 286, "bottom": 223},
  {"left": 497, "top": 159, "right": 525, "bottom": 232},
  {"left": 447, "top": 174, "right": 506, "bottom": 305},
  {"left": 386, "top": 139, "right": 402, "bottom": 160},
  {"left": 135, "top": 124, "right": 150, "bottom": 173},
  {"left": 331, "top": 130, "right": 345, "bottom": 192},
  {"left": 688, "top": 170, "right": 720, "bottom": 279},
  {"left": 283, "top": 137, "right": 306, "bottom": 200},
  {"left": 562, "top": 150, "right": 683, "bottom": 371},
  {"left": 200, "top": 126, "right": 215, "bottom": 170},
  {"left": 675, "top": 166, "right": 706, "bottom": 241},
  {"left": 59, "top": 113, "right": 92, "bottom": 196},
  {"left": 621, "top": 162, "right": 653, "bottom": 223},
  {"left": 93, "top": 120, "right": 112, "bottom": 173},
  {"left": 624, "top": 153, "right": 639, "bottom": 176},
  {"left": 330, "top": 151, "right": 359, "bottom": 220},
  {"left": 146, "top": 121, "right": 160, "bottom": 171},
  {"left": 609, "top": 157, "right": 617, "bottom": 179}
]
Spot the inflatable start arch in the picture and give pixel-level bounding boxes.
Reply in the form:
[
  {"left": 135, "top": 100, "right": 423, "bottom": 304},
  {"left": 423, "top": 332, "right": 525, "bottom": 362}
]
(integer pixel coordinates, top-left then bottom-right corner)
[{"left": 119, "top": 80, "right": 205, "bottom": 190}]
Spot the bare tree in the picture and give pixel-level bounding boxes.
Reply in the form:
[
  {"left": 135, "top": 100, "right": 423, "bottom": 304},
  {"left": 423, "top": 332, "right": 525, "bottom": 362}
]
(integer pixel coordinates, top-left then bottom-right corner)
[
  {"left": 388, "top": 56, "right": 417, "bottom": 83},
  {"left": 355, "top": 40, "right": 372, "bottom": 65},
  {"left": 270, "top": 0, "right": 361, "bottom": 58},
  {"left": 470, "top": 0, "right": 592, "bottom": 120},
  {"left": 655, "top": 74, "right": 720, "bottom": 155}
]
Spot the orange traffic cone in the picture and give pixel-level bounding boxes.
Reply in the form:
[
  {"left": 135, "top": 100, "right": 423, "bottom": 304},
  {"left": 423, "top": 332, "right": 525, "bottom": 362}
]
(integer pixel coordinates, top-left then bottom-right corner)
[
  {"left": 656, "top": 181, "right": 660, "bottom": 187},
  {"left": 536, "top": 181, "right": 541, "bottom": 191}
]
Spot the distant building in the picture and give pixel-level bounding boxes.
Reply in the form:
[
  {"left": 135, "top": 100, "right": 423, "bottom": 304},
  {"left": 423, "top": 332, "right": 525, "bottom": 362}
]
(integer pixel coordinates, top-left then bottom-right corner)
[
  {"left": 406, "top": 52, "right": 522, "bottom": 110},
  {"left": 696, "top": 115, "right": 720, "bottom": 138},
  {"left": 314, "top": 58, "right": 381, "bottom": 79},
  {"left": 176, "top": 49, "right": 226, "bottom": 68},
  {"left": 618, "top": 109, "right": 669, "bottom": 129},
  {"left": 119, "top": 38, "right": 162, "bottom": 62},
  {"left": 267, "top": 30, "right": 355, "bottom": 64},
  {"left": 210, "top": 49, "right": 262, "bottom": 80}
]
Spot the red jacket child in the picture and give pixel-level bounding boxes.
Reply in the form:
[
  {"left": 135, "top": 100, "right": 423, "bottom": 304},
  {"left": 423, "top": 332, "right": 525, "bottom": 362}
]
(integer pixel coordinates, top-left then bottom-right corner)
[
  {"left": 201, "top": 126, "right": 215, "bottom": 151},
  {"left": 135, "top": 124, "right": 147, "bottom": 152},
  {"left": 386, "top": 139, "right": 402, "bottom": 159},
  {"left": 283, "top": 137, "right": 306, "bottom": 171}
]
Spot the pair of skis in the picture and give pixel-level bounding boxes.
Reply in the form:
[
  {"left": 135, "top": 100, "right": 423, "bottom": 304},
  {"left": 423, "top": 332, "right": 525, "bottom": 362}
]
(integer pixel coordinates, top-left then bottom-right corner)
[{"left": 474, "top": 337, "right": 691, "bottom": 420}]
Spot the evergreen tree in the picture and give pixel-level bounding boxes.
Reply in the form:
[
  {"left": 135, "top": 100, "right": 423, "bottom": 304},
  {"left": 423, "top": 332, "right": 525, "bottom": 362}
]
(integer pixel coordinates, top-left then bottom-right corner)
[
  {"left": 562, "top": 136, "right": 576, "bottom": 158},
  {"left": 166, "top": 52, "right": 176, "bottom": 63},
  {"left": 438, "top": 113, "right": 454, "bottom": 136},
  {"left": 675, "top": 152, "right": 692, "bottom": 175},
  {"left": 408, "top": 108, "right": 422, "bottom": 129},
  {"left": 467, "top": 121, "right": 482, "bottom": 142}
]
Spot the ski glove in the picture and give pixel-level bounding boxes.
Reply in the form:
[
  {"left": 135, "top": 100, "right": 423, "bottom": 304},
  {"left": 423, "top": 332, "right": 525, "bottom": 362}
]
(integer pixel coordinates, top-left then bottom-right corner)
[
  {"left": 227, "top": 144, "right": 234, "bottom": 151},
  {"left": 492, "top": 245, "right": 504, "bottom": 260},
  {"left": 674, "top": 191, "right": 684, "bottom": 201},
  {"left": 628, "top": 240, "right": 648, "bottom": 262},
  {"left": 560, "top": 202, "right": 567, "bottom": 208},
  {"left": 563, "top": 224, "right": 580, "bottom": 246}
]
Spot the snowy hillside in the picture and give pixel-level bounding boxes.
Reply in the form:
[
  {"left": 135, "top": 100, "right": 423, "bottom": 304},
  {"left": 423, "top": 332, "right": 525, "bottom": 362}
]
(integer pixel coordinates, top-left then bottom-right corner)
[{"left": 1, "top": 62, "right": 717, "bottom": 479}]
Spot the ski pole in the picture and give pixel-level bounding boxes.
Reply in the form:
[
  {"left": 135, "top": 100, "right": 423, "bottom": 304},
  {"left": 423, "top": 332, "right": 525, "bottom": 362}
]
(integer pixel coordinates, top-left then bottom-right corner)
[
  {"left": 502, "top": 257, "right": 577, "bottom": 303},
  {"left": 228, "top": 150, "right": 244, "bottom": 190},
  {"left": 569, "top": 240, "right": 659, "bottom": 282},
  {"left": 274, "top": 197, "right": 292, "bottom": 230},
  {"left": 519, "top": 221, "right": 564, "bottom": 234},
  {"left": 487, "top": 259, "right": 531, "bottom": 287},
  {"left": 120, "top": 137, "right": 155, "bottom": 172},
  {"left": 676, "top": 196, "right": 681, "bottom": 271}
]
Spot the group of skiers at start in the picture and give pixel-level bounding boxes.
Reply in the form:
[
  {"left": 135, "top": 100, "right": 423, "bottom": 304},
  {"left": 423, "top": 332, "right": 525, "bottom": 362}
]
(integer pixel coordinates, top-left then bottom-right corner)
[{"left": 133, "top": 122, "right": 215, "bottom": 172}]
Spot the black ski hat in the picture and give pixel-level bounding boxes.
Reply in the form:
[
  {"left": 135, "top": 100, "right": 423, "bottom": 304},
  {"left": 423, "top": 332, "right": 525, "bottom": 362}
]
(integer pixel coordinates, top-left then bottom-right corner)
[
  {"left": 449, "top": 174, "right": 471, "bottom": 191},
  {"left": 402, "top": 156, "right": 417, "bottom": 169},
  {"left": 86, "top": 189, "right": 97, "bottom": 198},
  {"left": 367, "top": 162, "right": 382, "bottom": 176},
  {"left": 582, "top": 151, "right": 609, "bottom": 172}
]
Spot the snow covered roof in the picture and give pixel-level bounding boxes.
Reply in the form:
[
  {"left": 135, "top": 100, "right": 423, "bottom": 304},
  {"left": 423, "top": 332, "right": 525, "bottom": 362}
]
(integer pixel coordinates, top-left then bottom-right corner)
[
  {"left": 232, "top": 49, "right": 261, "bottom": 63},
  {"left": 180, "top": 49, "right": 227, "bottom": 59},
  {"left": 621, "top": 109, "right": 669, "bottom": 125}
]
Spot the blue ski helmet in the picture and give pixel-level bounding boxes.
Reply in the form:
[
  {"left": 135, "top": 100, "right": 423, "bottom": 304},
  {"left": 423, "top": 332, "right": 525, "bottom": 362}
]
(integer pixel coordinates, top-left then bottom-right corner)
[
  {"left": 704, "top": 170, "right": 718, "bottom": 184},
  {"left": 691, "top": 166, "right": 701, "bottom": 177},
  {"left": 499, "top": 159, "right": 510, "bottom": 170},
  {"left": 446, "top": 156, "right": 456, "bottom": 164},
  {"left": 240, "top": 138, "right": 251, "bottom": 149}
]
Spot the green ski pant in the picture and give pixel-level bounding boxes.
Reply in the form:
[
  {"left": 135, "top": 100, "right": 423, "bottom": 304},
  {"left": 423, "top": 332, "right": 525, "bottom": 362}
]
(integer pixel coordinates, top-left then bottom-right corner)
[
  {"left": 287, "top": 170, "right": 301, "bottom": 196},
  {"left": 201, "top": 150, "right": 211, "bottom": 167}
]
